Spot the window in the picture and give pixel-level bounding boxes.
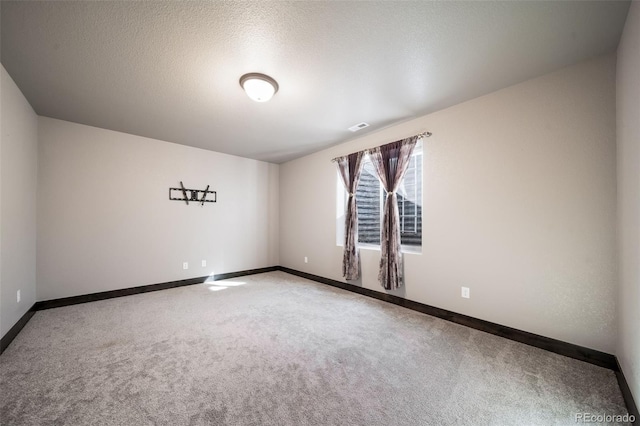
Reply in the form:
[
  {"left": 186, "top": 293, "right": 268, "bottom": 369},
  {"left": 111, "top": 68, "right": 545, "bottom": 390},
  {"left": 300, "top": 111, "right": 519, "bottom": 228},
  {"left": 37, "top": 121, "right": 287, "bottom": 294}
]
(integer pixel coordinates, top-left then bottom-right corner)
[
  {"left": 339, "top": 142, "right": 422, "bottom": 249},
  {"left": 355, "top": 159, "right": 382, "bottom": 245}
]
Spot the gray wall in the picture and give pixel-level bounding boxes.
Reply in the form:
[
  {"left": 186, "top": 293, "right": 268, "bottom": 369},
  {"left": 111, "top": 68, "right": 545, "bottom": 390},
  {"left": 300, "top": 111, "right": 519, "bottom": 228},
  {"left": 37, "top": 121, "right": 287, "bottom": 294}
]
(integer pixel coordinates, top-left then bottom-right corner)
[
  {"left": 280, "top": 54, "right": 617, "bottom": 354},
  {"left": 0, "top": 65, "right": 38, "bottom": 337},
  {"left": 37, "top": 117, "right": 279, "bottom": 301},
  {"left": 617, "top": 0, "right": 640, "bottom": 405}
]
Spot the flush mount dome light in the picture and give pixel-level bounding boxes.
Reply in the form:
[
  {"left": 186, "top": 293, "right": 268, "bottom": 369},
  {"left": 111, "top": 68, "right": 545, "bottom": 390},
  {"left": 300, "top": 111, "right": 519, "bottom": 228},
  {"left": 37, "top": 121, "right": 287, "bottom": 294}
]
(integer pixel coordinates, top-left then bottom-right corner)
[{"left": 239, "top": 73, "right": 279, "bottom": 102}]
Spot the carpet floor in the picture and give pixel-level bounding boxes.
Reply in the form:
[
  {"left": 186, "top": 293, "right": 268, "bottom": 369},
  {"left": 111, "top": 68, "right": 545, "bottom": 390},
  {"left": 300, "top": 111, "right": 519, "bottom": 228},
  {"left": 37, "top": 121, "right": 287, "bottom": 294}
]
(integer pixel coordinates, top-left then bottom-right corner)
[{"left": 0, "top": 271, "right": 630, "bottom": 425}]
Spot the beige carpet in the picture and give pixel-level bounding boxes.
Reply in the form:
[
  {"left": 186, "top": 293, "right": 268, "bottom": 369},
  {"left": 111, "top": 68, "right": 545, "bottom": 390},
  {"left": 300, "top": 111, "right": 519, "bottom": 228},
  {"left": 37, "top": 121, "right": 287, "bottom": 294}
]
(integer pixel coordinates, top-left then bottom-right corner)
[{"left": 0, "top": 271, "right": 630, "bottom": 425}]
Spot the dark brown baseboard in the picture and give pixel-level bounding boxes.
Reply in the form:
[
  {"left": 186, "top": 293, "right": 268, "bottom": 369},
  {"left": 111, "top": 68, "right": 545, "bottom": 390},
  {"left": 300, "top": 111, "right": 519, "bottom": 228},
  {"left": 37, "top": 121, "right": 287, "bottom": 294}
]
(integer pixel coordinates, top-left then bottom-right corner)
[
  {"left": 615, "top": 358, "right": 639, "bottom": 424},
  {"left": 0, "top": 304, "right": 36, "bottom": 354},
  {"left": 214, "top": 266, "right": 279, "bottom": 281},
  {"left": 34, "top": 276, "right": 209, "bottom": 310},
  {"left": 34, "top": 266, "right": 279, "bottom": 311}
]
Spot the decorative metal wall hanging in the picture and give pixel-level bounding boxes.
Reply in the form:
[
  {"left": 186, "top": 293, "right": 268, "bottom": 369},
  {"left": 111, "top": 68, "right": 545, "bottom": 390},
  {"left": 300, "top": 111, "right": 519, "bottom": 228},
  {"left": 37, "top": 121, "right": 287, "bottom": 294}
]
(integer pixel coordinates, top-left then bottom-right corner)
[{"left": 169, "top": 181, "right": 216, "bottom": 205}]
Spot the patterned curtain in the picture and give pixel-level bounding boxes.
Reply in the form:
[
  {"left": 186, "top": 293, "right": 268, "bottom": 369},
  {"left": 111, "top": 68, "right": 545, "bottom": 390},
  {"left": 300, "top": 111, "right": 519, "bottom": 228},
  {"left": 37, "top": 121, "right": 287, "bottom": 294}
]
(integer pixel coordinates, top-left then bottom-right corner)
[
  {"left": 335, "top": 152, "right": 365, "bottom": 280},
  {"left": 368, "top": 136, "right": 418, "bottom": 290}
]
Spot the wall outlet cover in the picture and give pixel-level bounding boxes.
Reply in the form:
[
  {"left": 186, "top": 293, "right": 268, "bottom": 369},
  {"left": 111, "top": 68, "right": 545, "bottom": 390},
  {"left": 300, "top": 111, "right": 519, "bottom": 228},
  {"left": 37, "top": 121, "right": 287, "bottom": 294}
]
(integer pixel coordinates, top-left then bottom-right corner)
[{"left": 461, "top": 287, "right": 470, "bottom": 299}]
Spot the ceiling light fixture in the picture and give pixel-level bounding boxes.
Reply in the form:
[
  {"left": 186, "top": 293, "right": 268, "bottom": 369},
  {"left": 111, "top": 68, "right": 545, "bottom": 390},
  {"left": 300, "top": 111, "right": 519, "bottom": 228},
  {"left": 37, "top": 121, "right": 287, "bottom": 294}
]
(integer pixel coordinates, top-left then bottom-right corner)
[{"left": 239, "top": 73, "right": 279, "bottom": 102}]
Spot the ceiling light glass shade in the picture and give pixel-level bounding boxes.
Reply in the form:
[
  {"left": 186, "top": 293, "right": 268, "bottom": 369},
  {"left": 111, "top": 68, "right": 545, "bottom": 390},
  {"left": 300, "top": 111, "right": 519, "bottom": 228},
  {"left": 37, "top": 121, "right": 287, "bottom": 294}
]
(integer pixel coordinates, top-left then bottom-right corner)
[{"left": 239, "top": 73, "right": 279, "bottom": 102}]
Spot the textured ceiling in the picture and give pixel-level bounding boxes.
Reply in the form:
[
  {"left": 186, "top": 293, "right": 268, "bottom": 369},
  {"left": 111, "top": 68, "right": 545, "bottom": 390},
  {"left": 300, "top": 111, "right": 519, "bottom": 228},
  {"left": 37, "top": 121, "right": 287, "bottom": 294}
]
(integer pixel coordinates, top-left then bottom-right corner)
[{"left": 0, "top": 1, "right": 631, "bottom": 163}]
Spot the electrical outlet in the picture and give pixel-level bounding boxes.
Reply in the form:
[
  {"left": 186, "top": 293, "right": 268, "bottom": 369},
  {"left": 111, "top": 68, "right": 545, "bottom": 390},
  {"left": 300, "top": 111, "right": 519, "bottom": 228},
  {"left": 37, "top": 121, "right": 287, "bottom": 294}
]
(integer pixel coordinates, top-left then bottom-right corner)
[
  {"left": 201, "top": 260, "right": 207, "bottom": 267},
  {"left": 461, "top": 287, "right": 470, "bottom": 299},
  {"left": 304, "top": 256, "right": 308, "bottom": 263},
  {"left": 17, "top": 290, "right": 21, "bottom": 303},
  {"left": 183, "top": 262, "right": 189, "bottom": 270}
]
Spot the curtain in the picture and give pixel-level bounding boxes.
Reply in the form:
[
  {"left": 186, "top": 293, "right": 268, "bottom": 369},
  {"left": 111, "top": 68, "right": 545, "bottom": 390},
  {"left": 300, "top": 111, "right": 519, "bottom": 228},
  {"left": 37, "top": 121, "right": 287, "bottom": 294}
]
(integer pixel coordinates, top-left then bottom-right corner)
[
  {"left": 368, "top": 136, "right": 418, "bottom": 290},
  {"left": 335, "top": 152, "right": 365, "bottom": 280}
]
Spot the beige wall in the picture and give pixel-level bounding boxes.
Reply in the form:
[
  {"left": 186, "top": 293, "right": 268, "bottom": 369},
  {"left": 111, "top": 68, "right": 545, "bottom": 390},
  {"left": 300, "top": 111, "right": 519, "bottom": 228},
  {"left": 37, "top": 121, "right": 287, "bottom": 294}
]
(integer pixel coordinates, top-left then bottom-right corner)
[
  {"left": 617, "top": 0, "right": 640, "bottom": 405},
  {"left": 37, "top": 117, "right": 279, "bottom": 301},
  {"left": 280, "top": 54, "right": 617, "bottom": 354},
  {"left": 1, "top": 66, "right": 38, "bottom": 337}
]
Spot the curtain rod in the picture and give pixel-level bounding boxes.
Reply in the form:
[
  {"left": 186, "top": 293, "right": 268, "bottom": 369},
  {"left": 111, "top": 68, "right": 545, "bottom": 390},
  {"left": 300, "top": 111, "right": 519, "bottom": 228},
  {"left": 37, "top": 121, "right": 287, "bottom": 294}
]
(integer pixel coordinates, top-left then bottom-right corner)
[{"left": 331, "top": 131, "right": 432, "bottom": 162}]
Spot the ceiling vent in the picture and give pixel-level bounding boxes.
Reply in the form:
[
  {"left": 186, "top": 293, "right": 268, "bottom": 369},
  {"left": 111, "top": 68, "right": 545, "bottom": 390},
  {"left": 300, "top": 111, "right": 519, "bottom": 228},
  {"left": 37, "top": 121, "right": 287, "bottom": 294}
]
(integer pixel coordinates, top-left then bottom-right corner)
[{"left": 348, "top": 122, "right": 370, "bottom": 132}]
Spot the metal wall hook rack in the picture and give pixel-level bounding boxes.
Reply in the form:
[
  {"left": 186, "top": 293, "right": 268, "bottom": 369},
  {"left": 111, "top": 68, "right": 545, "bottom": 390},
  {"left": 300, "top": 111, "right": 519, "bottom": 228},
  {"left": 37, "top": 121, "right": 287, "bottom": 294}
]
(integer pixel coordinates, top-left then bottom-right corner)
[{"left": 169, "top": 181, "right": 216, "bottom": 205}]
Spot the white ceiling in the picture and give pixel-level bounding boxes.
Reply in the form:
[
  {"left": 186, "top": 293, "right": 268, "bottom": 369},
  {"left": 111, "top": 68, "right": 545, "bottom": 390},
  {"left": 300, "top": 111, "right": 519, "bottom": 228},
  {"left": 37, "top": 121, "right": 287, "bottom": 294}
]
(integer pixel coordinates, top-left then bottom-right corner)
[{"left": 0, "top": 1, "right": 631, "bottom": 163}]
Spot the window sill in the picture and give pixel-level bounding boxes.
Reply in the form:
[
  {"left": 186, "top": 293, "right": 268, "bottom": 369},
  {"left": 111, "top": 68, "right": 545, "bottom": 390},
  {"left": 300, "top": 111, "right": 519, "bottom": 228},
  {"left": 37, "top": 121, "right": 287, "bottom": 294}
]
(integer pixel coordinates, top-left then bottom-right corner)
[
  {"left": 337, "top": 243, "right": 422, "bottom": 255},
  {"left": 401, "top": 246, "right": 422, "bottom": 255}
]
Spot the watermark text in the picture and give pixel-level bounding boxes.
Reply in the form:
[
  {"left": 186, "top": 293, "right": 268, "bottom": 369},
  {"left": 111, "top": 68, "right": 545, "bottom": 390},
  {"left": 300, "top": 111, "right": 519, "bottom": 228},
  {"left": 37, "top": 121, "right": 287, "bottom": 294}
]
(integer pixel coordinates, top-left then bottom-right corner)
[{"left": 575, "top": 412, "right": 635, "bottom": 423}]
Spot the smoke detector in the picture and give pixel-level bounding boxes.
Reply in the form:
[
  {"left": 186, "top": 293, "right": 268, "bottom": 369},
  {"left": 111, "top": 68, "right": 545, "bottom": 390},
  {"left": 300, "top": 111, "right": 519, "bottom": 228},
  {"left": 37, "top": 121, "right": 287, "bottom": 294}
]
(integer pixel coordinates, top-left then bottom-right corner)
[{"left": 348, "top": 122, "right": 370, "bottom": 132}]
